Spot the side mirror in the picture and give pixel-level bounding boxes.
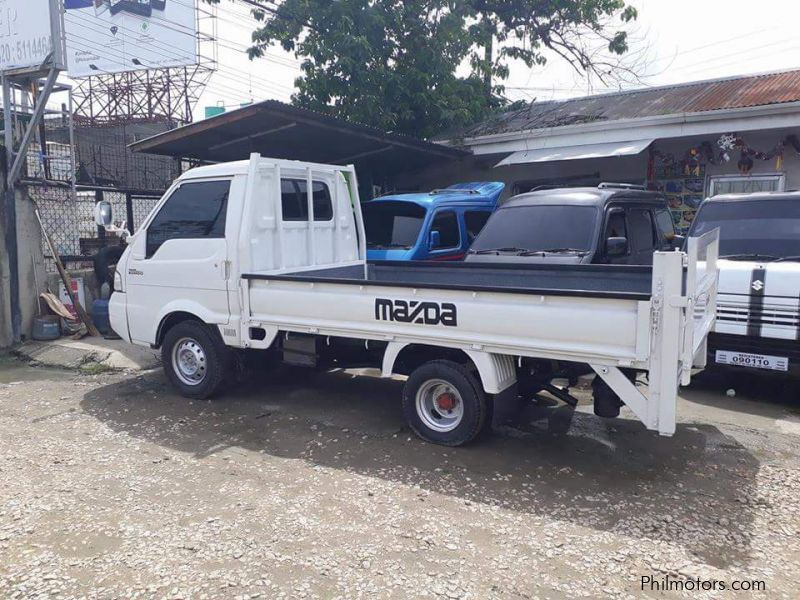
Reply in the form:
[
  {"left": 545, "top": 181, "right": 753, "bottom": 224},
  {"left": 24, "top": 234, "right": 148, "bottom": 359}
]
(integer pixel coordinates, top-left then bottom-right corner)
[
  {"left": 94, "top": 200, "right": 113, "bottom": 228},
  {"left": 429, "top": 230, "right": 441, "bottom": 250},
  {"left": 606, "top": 236, "right": 628, "bottom": 257}
]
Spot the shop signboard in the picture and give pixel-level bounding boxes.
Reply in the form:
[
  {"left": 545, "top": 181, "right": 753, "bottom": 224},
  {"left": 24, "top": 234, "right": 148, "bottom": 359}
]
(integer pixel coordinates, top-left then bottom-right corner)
[{"left": 0, "top": 0, "right": 58, "bottom": 72}]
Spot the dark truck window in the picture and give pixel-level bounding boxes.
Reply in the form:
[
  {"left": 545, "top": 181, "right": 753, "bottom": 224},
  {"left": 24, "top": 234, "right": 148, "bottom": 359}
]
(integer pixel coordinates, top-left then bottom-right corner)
[
  {"left": 628, "top": 209, "right": 656, "bottom": 253},
  {"left": 362, "top": 201, "right": 426, "bottom": 248},
  {"left": 430, "top": 211, "right": 459, "bottom": 249},
  {"left": 605, "top": 211, "right": 627, "bottom": 239},
  {"left": 464, "top": 210, "right": 492, "bottom": 242},
  {"left": 146, "top": 180, "right": 230, "bottom": 258},
  {"left": 689, "top": 199, "right": 800, "bottom": 258},
  {"left": 655, "top": 208, "right": 676, "bottom": 245},
  {"left": 471, "top": 205, "right": 598, "bottom": 252},
  {"left": 281, "top": 179, "right": 333, "bottom": 221}
]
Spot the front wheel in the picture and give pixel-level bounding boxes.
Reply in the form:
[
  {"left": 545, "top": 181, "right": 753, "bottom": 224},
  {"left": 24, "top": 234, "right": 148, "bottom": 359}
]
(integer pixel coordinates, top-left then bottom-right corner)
[
  {"left": 162, "top": 320, "right": 231, "bottom": 400},
  {"left": 402, "top": 360, "right": 489, "bottom": 446}
]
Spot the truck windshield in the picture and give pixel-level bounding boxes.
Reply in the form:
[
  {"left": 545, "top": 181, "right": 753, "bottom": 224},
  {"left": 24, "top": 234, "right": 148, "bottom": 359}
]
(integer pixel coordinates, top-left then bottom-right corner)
[
  {"left": 363, "top": 201, "right": 427, "bottom": 249},
  {"left": 469, "top": 205, "right": 597, "bottom": 254},
  {"left": 689, "top": 199, "right": 800, "bottom": 259}
]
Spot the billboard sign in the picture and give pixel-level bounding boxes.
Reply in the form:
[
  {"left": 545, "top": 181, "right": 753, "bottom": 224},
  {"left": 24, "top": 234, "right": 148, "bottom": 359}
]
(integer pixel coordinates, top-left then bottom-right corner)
[
  {"left": 64, "top": 0, "right": 198, "bottom": 77},
  {"left": 0, "top": 0, "right": 58, "bottom": 72}
]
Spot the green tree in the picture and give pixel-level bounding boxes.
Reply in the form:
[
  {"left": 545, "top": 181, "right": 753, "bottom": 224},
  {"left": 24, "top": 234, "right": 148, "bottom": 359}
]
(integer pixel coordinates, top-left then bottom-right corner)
[
  {"left": 466, "top": 1, "right": 639, "bottom": 101},
  {"left": 246, "top": 0, "right": 638, "bottom": 138}
]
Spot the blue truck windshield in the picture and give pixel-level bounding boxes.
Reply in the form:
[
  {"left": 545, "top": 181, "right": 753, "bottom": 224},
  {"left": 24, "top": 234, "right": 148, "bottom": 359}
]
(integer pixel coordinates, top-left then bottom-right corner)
[
  {"left": 690, "top": 199, "right": 800, "bottom": 259},
  {"left": 363, "top": 201, "right": 427, "bottom": 249},
  {"left": 470, "top": 205, "right": 597, "bottom": 253}
]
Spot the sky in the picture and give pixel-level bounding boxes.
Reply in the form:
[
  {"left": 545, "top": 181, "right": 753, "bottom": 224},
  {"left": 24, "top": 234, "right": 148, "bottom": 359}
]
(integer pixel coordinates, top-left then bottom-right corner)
[{"left": 44, "top": 0, "right": 800, "bottom": 123}]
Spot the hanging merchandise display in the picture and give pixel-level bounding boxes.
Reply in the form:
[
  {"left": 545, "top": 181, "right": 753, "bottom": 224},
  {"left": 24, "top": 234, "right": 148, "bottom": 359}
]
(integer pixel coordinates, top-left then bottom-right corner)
[{"left": 648, "top": 133, "right": 800, "bottom": 234}]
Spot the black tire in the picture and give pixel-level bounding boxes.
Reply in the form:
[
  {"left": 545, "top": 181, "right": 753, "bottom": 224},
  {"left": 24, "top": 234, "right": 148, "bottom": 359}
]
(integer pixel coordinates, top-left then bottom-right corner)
[
  {"left": 161, "top": 320, "right": 231, "bottom": 400},
  {"left": 592, "top": 370, "right": 635, "bottom": 418},
  {"left": 402, "top": 360, "right": 489, "bottom": 446}
]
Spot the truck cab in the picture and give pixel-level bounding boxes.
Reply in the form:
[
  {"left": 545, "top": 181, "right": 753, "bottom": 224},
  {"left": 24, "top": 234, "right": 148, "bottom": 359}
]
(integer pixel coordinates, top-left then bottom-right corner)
[
  {"left": 465, "top": 185, "right": 679, "bottom": 265},
  {"left": 363, "top": 182, "right": 503, "bottom": 261},
  {"left": 687, "top": 191, "right": 800, "bottom": 377}
]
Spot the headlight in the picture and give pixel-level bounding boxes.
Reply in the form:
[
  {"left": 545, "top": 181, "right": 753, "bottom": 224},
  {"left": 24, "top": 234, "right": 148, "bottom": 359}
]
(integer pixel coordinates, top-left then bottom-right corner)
[{"left": 113, "top": 269, "right": 124, "bottom": 293}]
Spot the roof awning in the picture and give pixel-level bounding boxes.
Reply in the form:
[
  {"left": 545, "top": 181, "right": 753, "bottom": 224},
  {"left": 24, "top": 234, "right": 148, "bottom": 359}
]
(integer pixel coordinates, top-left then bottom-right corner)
[
  {"left": 495, "top": 139, "right": 654, "bottom": 167},
  {"left": 129, "top": 100, "right": 470, "bottom": 178}
]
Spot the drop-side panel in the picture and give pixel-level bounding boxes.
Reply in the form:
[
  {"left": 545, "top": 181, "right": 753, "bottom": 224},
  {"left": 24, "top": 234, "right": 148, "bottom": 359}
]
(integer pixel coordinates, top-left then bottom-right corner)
[{"left": 247, "top": 279, "right": 643, "bottom": 365}]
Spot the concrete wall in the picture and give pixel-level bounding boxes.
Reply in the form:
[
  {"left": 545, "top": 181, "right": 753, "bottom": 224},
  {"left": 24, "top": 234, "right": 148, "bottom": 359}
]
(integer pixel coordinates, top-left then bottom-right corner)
[{"left": 0, "top": 187, "right": 48, "bottom": 348}]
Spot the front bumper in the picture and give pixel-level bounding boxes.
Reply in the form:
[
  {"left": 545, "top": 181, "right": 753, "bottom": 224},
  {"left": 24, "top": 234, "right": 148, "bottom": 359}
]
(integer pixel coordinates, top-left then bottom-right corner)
[
  {"left": 707, "top": 332, "right": 800, "bottom": 377},
  {"left": 108, "top": 292, "right": 130, "bottom": 343}
]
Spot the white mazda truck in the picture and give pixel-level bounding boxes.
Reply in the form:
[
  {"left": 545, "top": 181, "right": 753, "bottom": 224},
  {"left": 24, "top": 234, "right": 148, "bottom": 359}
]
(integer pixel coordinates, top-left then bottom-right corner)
[
  {"left": 688, "top": 191, "right": 800, "bottom": 377},
  {"left": 97, "top": 153, "right": 719, "bottom": 446}
]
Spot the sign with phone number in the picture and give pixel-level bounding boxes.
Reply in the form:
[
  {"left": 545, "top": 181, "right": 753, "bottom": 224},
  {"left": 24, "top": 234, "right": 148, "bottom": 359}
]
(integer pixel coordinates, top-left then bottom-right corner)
[{"left": 0, "top": 0, "right": 55, "bottom": 71}]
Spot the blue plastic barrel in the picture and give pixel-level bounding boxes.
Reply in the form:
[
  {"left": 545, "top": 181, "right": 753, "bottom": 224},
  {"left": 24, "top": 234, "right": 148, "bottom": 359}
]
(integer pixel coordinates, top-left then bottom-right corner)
[{"left": 92, "top": 299, "right": 111, "bottom": 335}]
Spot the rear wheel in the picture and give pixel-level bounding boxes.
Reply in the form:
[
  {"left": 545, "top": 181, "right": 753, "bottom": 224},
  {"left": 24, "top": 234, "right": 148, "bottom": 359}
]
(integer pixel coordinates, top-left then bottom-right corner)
[
  {"left": 402, "top": 360, "right": 489, "bottom": 446},
  {"left": 162, "top": 320, "right": 231, "bottom": 400}
]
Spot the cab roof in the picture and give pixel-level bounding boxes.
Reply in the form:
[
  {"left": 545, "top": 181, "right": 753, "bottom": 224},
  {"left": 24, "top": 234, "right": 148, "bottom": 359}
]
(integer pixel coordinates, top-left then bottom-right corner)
[
  {"left": 367, "top": 182, "right": 505, "bottom": 208},
  {"left": 501, "top": 186, "right": 666, "bottom": 209}
]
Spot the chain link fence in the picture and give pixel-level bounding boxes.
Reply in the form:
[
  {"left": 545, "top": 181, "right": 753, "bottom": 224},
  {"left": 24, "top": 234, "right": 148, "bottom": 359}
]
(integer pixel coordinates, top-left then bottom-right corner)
[{"left": 28, "top": 183, "right": 161, "bottom": 273}]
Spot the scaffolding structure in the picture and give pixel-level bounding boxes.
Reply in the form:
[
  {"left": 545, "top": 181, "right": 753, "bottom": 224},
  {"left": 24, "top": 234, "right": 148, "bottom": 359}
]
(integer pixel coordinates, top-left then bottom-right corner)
[{"left": 71, "top": 64, "right": 214, "bottom": 126}]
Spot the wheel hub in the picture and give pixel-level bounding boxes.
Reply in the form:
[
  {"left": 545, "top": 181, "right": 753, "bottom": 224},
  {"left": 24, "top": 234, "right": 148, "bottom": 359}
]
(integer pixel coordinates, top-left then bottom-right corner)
[
  {"left": 415, "top": 379, "right": 464, "bottom": 433},
  {"left": 172, "top": 338, "right": 207, "bottom": 386},
  {"left": 435, "top": 392, "right": 458, "bottom": 413}
]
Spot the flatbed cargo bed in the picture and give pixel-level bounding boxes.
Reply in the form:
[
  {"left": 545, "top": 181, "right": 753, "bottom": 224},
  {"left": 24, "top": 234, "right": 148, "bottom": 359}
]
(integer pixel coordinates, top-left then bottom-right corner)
[{"left": 243, "top": 260, "right": 655, "bottom": 300}]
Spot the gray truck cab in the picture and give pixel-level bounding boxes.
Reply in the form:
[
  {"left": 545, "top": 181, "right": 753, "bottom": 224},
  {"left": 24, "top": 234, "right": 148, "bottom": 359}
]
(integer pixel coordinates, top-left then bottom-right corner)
[{"left": 465, "top": 184, "right": 679, "bottom": 265}]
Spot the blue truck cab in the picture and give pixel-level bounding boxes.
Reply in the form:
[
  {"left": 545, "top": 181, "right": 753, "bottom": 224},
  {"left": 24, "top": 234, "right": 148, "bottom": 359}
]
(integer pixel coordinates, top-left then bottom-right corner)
[{"left": 363, "top": 182, "right": 505, "bottom": 261}]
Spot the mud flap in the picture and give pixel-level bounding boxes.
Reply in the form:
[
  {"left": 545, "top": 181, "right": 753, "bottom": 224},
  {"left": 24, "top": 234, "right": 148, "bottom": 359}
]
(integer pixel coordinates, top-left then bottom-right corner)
[{"left": 491, "top": 383, "right": 524, "bottom": 427}]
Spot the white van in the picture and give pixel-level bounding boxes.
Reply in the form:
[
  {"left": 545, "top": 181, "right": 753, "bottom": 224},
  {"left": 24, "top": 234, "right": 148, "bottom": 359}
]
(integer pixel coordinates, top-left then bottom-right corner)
[
  {"left": 100, "top": 154, "right": 718, "bottom": 446},
  {"left": 688, "top": 191, "right": 800, "bottom": 376}
]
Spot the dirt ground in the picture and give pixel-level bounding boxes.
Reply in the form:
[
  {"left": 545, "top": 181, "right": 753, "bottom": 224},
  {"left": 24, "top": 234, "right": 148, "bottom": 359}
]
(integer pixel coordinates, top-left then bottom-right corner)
[{"left": 0, "top": 355, "right": 798, "bottom": 599}]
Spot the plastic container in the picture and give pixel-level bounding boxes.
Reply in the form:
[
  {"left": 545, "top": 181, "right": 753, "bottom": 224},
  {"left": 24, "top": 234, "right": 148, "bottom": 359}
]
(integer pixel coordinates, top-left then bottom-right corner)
[
  {"left": 32, "top": 315, "right": 61, "bottom": 340},
  {"left": 91, "top": 299, "right": 111, "bottom": 335}
]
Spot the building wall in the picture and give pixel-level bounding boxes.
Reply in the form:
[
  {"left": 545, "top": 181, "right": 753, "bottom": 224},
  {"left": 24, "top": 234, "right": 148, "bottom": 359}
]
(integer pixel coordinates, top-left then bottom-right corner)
[
  {"left": 0, "top": 188, "right": 46, "bottom": 347},
  {"left": 403, "top": 128, "right": 800, "bottom": 203}
]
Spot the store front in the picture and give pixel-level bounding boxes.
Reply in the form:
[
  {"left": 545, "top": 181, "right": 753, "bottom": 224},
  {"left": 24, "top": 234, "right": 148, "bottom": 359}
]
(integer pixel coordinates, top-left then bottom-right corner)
[{"left": 405, "top": 70, "right": 800, "bottom": 236}]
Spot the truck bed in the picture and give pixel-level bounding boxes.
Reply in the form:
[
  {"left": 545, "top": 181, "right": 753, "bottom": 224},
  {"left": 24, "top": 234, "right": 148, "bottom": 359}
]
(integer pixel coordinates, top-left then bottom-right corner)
[{"left": 243, "top": 260, "right": 655, "bottom": 300}]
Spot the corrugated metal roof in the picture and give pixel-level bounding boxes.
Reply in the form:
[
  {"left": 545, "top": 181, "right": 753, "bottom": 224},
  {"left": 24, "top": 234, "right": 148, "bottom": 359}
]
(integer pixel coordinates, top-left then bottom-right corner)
[
  {"left": 130, "top": 100, "right": 469, "bottom": 176},
  {"left": 457, "top": 69, "right": 800, "bottom": 139}
]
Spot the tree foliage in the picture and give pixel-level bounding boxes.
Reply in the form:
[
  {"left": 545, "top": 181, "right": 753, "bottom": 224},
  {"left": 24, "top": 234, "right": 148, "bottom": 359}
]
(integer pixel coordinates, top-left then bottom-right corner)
[{"left": 246, "top": 0, "right": 638, "bottom": 138}]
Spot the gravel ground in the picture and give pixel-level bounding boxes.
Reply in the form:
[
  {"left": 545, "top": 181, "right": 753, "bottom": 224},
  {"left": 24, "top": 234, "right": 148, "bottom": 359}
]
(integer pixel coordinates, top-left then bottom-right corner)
[{"left": 0, "top": 358, "right": 798, "bottom": 599}]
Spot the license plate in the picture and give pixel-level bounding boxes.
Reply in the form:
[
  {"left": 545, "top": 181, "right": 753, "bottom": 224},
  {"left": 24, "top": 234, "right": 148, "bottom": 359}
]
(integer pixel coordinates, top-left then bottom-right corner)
[{"left": 715, "top": 350, "right": 789, "bottom": 372}]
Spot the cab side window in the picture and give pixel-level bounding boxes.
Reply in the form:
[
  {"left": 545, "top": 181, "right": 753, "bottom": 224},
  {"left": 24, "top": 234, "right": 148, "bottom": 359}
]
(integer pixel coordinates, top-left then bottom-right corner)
[
  {"left": 628, "top": 208, "right": 657, "bottom": 264},
  {"left": 146, "top": 180, "right": 230, "bottom": 258},
  {"left": 464, "top": 210, "right": 492, "bottom": 243},
  {"left": 605, "top": 211, "right": 627, "bottom": 239},
  {"left": 655, "top": 208, "right": 676, "bottom": 248},
  {"left": 431, "top": 211, "right": 460, "bottom": 249}
]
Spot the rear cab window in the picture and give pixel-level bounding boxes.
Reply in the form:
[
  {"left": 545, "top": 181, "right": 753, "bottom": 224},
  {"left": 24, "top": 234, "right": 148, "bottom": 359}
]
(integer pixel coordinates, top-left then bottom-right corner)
[
  {"left": 146, "top": 179, "right": 230, "bottom": 258},
  {"left": 281, "top": 179, "right": 333, "bottom": 222}
]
